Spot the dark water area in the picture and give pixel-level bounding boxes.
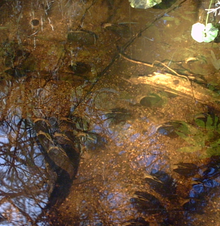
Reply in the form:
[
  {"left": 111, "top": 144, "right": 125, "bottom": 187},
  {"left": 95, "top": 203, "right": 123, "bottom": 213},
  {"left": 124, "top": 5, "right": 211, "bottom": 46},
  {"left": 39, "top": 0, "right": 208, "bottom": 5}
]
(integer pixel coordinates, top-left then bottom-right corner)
[{"left": 0, "top": 0, "right": 220, "bottom": 225}]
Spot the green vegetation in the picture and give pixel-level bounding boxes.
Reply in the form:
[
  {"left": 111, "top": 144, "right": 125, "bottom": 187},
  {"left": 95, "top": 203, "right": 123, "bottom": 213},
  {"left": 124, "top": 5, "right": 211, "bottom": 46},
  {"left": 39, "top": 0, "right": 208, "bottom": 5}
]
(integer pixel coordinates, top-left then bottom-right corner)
[
  {"left": 129, "top": 0, "right": 162, "bottom": 9},
  {"left": 176, "top": 114, "right": 220, "bottom": 158},
  {"left": 191, "top": 0, "right": 219, "bottom": 43}
]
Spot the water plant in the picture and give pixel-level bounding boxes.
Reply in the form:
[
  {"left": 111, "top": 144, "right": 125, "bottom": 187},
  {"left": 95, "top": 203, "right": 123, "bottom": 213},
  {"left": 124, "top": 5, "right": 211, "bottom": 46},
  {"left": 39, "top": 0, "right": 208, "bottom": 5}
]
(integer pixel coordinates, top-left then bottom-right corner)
[
  {"left": 191, "top": 0, "right": 219, "bottom": 43},
  {"left": 176, "top": 114, "right": 220, "bottom": 158}
]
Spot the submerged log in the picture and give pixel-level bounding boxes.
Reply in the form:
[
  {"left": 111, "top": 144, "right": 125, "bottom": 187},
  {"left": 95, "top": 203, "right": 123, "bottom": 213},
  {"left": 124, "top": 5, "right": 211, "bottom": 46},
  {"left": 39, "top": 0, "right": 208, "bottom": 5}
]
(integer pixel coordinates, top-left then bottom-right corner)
[{"left": 128, "top": 72, "right": 220, "bottom": 110}]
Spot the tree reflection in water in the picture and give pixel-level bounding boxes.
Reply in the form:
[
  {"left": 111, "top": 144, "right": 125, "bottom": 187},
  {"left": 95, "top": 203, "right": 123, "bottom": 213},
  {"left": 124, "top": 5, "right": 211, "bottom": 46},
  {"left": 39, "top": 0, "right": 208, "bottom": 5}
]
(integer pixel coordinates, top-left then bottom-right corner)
[
  {"left": 0, "top": 0, "right": 220, "bottom": 225},
  {"left": 0, "top": 112, "right": 82, "bottom": 225},
  {"left": 0, "top": 116, "right": 51, "bottom": 225}
]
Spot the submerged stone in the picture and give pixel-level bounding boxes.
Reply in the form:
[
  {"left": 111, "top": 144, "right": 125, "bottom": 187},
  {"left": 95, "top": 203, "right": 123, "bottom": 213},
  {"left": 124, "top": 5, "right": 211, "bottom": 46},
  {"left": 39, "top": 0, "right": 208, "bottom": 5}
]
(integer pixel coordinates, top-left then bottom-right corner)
[
  {"left": 157, "top": 121, "right": 188, "bottom": 138},
  {"left": 69, "top": 62, "right": 91, "bottom": 75},
  {"left": 140, "top": 93, "right": 164, "bottom": 108},
  {"left": 129, "top": 0, "right": 162, "bottom": 9},
  {"left": 67, "top": 30, "right": 97, "bottom": 46},
  {"left": 104, "top": 23, "right": 132, "bottom": 38}
]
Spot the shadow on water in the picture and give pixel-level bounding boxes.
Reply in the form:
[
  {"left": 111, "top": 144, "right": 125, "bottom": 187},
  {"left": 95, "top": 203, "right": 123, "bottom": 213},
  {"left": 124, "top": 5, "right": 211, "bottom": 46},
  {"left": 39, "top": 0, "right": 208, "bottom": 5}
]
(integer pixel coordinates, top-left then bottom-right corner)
[
  {"left": 0, "top": 0, "right": 220, "bottom": 225},
  {"left": 129, "top": 157, "right": 220, "bottom": 225}
]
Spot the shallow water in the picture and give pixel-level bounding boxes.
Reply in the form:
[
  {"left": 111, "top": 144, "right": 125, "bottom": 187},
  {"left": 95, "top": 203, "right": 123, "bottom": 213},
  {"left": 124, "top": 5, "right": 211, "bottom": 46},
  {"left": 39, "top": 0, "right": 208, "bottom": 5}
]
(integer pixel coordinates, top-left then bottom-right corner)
[{"left": 0, "top": 0, "right": 220, "bottom": 225}]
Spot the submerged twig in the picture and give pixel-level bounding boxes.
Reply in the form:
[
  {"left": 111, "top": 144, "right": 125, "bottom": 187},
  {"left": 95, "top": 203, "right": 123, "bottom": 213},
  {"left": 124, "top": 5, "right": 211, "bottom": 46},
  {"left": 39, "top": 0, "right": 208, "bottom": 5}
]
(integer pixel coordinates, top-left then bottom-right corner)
[
  {"left": 119, "top": 50, "right": 196, "bottom": 103},
  {"left": 119, "top": 51, "right": 153, "bottom": 68}
]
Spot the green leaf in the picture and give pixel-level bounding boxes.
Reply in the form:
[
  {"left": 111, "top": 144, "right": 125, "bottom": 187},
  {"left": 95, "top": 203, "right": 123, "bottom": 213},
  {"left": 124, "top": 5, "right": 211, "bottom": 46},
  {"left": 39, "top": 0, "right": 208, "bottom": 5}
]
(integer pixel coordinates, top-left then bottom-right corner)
[
  {"left": 175, "top": 116, "right": 220, "bottom": 158},
  {"left": 178, "top": 145, "right": 201, "bottom": 153},
  {"left": 210, "top": 139, "right": 220, "bottom": 148},
  {"left": 206, "top": 147, "right": 220, "bottom": 157},
  {"left": 203, "top": 23, "right": 219, "bottom": 43},
  {"left": 194, "top": 134, "right": 206, "bottom": 146},
  {"left": 175, "top": 131, "right": 187, "bottom": 139},
  {"left": 176, "top": 122, "right": 190, "bottom": 134},
  {"left": 195, "top": 118, "right": 206, "bottom": 128},
  {"left": 213, "top": 115, "right": 219, "bottom": 128},
  {"left": 206, "top": 114, "right": 214, "bottom": 129},
  {"left": 191, "top": 22, "right": 218, "bottom": 43}
]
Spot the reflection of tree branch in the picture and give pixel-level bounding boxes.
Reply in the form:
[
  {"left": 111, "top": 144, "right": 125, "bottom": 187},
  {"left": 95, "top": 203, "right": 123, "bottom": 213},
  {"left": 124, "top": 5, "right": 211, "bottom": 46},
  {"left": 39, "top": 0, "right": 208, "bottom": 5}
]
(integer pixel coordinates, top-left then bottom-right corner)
[
  {"left": 7, "top": 148, "right": 18, "bottom": 176},
  {"left": 8, "top": 199, "right": 34, "bottom": 225},
  {"left": 0, "top": 187, "right": 44, "bottom": 198},
  {"left": 0, "top": 84, "right": 13, "bottom": 122},
  {"left": 0, "top": 189, "right": 28, "bottom": 198},
  {"left": 78, "top": 0, "right": 98, "bottom": 29},
  {"left": 0, "top": 196, "right": 9, "bottom": 206}
]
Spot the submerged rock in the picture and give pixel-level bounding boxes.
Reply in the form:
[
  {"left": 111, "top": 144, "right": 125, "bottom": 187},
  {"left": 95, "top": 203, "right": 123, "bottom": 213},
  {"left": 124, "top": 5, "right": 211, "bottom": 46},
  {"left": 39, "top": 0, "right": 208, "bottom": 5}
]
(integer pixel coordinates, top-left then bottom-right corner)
[
  {"left": 157, "top": 121, "right": 188, "bottom": 138},
  {"left": 140, "top": 93, "right": 164, "bottom": 108},
  {"left": 67, "top": 30, "right": 97, "bottom": 46},
  {"left": 129, "top": 0, "right": 162, "bottom": 9}
]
